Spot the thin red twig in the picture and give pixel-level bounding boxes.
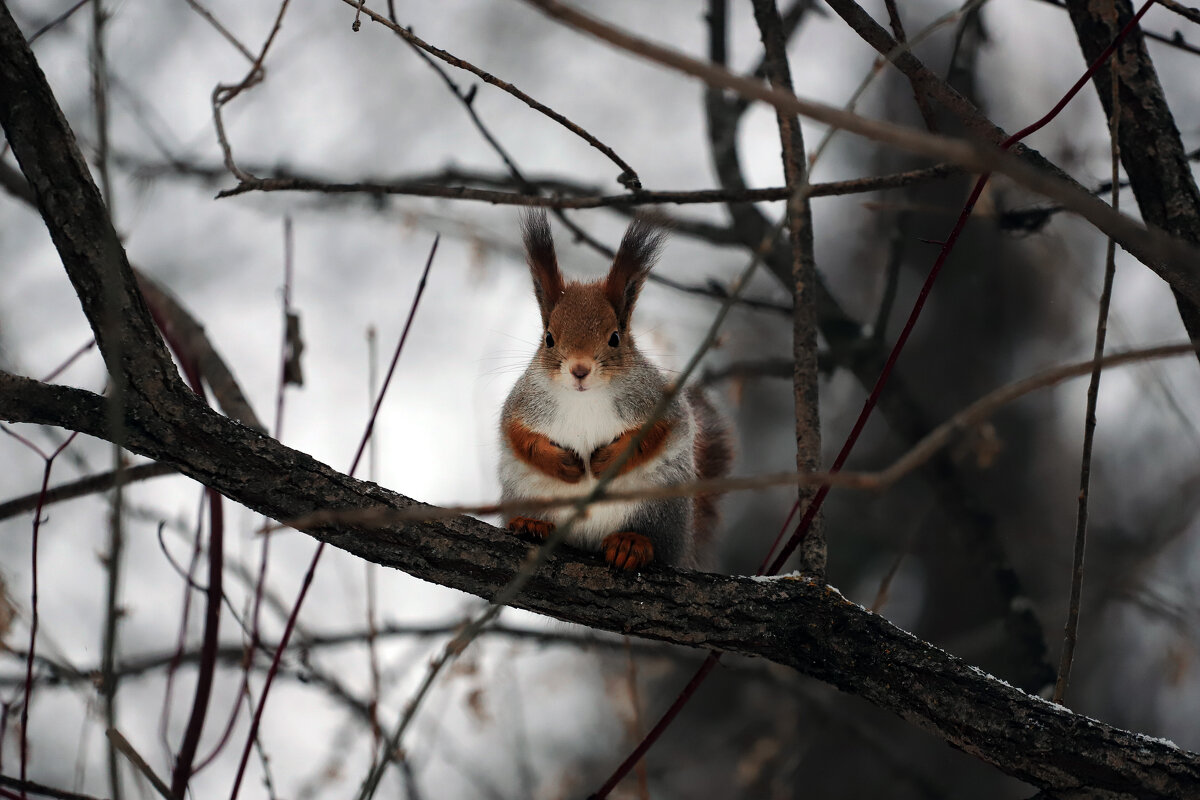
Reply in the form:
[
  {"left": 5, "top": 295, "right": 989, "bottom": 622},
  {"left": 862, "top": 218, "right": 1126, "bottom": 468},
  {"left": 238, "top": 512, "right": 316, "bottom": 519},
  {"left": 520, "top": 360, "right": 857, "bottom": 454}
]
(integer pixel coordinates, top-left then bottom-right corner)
[
  {"left": 2, "top": 427, "right": 79, "bottom": 800},
  {"left": 146, "top": 301, "right": 225, "bottom": 798},
  {"left": 194, "top": 217, "right": 302, "bottom": 774},
  {"left": 227, "top": 235, "right": 439, "bottom": 800},
  {"left": 766, "top": 0, "right": 1155, "bottom": 576},
  {"left": 591, "top": 2, "right": 1156, "bottom": 794},
  {"left": 170, "top": 485, "right": 224, "bottom": 796},
  {"left": 40, "top": 339, "right": 96, "bottom": 383},
  {"left": 589, "top": 652, "right": 722, "bottom": 799}
]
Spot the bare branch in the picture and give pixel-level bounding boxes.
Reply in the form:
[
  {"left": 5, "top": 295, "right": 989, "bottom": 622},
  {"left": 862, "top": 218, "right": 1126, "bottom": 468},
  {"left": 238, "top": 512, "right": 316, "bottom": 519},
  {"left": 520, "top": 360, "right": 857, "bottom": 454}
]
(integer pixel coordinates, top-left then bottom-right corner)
[
  {"left": 216, "top": 163, "right": 960, "bottom": 205},
  {"left": 750, "top": 0, "right": 824, "bottom": 578},
  {"left": 339, "top": 0, "right": 640, "bottom": 188},
  {"left": 517, "top": 0, "right": 1200, "bottom": 311}
]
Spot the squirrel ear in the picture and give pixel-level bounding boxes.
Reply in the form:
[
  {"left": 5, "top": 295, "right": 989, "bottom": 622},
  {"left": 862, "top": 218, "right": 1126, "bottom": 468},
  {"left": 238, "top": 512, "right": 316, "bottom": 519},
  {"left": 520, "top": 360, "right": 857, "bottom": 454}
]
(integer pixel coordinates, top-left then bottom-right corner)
[
  {"left": 605, "top": 216, "right": 666, "bottom": 328},
  {"left": 521, "top": 209, "right": 564, "bottom": 327}
]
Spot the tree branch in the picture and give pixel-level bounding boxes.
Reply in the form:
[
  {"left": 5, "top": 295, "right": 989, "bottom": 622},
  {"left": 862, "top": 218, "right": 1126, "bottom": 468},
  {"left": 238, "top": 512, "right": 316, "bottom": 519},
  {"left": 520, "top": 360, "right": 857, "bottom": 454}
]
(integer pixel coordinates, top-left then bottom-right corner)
[
  {"left": 2, "top": 4, "right": 1199, "bottom": 795},
  {"left": 514, "top": 0, "right": 1200, "bottom": 310},
  {"left": 2, "top": 360, "right": 1199, "bottom": 796},
  {"left": 1064, "top": 0, "right": 1200, "bottom": 364},
  {"left": 750, "top": 0, "right": 824, "bottom": 576}
]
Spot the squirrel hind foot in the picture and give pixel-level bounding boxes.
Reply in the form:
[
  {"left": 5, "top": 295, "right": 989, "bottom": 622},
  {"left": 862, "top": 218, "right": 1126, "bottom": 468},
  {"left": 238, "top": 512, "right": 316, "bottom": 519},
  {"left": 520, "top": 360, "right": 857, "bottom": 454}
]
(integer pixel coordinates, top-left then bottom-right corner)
[
  {"left": 508, "top": 516, "right": 555, "bottom": 540},
  {"left": 602, "top": 531, "right": 655, "bottom": 571}
]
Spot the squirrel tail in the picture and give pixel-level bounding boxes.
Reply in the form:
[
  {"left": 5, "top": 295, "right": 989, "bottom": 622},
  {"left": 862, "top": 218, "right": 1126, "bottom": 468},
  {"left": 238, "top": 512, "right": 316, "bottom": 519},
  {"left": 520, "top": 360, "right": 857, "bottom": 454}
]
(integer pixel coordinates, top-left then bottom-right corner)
[{"left": 687, "top": 386, "right": 733, "bottom": 564}]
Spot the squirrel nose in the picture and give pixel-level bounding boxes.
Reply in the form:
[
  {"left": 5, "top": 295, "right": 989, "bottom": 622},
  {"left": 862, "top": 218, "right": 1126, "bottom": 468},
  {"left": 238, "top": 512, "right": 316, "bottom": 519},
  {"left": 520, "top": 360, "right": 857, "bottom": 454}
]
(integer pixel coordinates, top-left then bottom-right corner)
[{"left": 570, "top": 363, "right": 591, "bottom": 380}]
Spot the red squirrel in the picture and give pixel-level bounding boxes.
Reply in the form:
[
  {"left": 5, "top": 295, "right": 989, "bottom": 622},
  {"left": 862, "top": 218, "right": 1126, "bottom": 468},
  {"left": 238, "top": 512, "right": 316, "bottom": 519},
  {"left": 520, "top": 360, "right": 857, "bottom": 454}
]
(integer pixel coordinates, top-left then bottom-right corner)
[{"left": 498, "top": 210, "right": 731, "bottom": 570}]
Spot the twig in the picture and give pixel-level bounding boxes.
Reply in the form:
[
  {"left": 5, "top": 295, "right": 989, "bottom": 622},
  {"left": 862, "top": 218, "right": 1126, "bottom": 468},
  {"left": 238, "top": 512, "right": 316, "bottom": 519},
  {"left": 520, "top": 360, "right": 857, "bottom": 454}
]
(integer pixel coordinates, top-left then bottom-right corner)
[
  {"left": 1030, "top": 0, "right": 1200, "bottom": 55},
  {"left": 0, "top": 621, "right": 675, "bottom": 689},
  {"left": 1053, "top": 57, "right": 1121, "bottom": 706},
  {"left": 750, "top": 0, "right": 825, "bottom": 582},
  {"left": 289, "top": 340, "right": 1200, "bottom": 529},
  {"left": 228, "top": 236, "right": 439, "bottom": 800},
  {"left": 40, "top": 339, "right": 96, "bottom": 383},
  {"left": 211, "top": 0, "right": 292, "bottom": 182},
  {"left": 1, "top": 427, "right": 79, "bottom": 800},
  {"left": 766, "top": 0, "right": 1157, "bottom": 576},
  {"left": 183, "top": 0, "right": 256, "bottom": 61},
  {"left": 336, "top": 0, "right": 640, "bottom": 188},
  {"left": 169, "top": 488, "right": 223, "bottom": 797},
  {"left": 515, "top": 0, "right": 1200, "bottom": 311},
  {"left": 138, "top": 274, "right": 266, "bottom": 432},
  {"left": 364, "top": 326, "right": 382, "bottom": 745},
  {"left": 26, "top": 0, "right": 91, "bottom": 45},
  {"left": 218, "top": 163, "right": 958, "bottom": 205},
  {"left": 1155, "top": 0, "right": 1200, "bottom": 26},
  {"left": 107, "top": 728, "right": 171, "bottom": 800},
  {"left": 0, "top": 776, "right": 105, "bottom": 800},
  {"left": 355, "top": 214, "right": 777, "bottom": 800},
  {"left": 701, "top": 357, "right": 793, "bottom": 385},
  {"left": 882, "top": 0, "right": 940, "bottom": 131},
  {"left": 0, "top": 463, "right": 175, "bottom": 524},
  {"left": 90, "top": 0, "right": 113, "bottom": 215}
]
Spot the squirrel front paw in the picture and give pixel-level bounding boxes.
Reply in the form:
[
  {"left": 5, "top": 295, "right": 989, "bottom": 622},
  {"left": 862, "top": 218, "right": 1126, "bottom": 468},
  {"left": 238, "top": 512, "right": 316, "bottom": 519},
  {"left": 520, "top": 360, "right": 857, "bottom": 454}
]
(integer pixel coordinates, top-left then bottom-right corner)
[
  {"left": 508, "top": 516, "right": 555, "bottom": 540},
  {"left": 589, "top": 439, "right": 621, "bottom": 476},
  {"left": 602, "top": 531, "right": 655, "bottom": 571},
  {"left": 554, "top": 446, "right": 585, "bottom": 483}
]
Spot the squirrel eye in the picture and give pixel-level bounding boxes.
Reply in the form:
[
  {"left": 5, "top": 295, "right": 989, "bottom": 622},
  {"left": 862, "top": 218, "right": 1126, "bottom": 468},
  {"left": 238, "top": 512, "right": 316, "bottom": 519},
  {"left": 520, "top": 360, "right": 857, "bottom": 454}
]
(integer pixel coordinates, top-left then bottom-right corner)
[
  {"left": 608, "top": 331, "right": 620, "bottom": 348},
  {"left": 544, "top": 331, "right": 555, "bottom": 348}
]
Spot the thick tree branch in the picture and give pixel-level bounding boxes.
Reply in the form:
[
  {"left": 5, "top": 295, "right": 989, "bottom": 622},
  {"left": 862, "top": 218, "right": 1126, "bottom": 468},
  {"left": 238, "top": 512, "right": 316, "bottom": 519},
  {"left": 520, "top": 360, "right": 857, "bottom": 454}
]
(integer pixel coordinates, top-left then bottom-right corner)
[
  {"left": 2, "top": 4, "right": 1199, "bottom": 795},
  {"left": 517, "top": 0, "right": 1200, "bottom": 310},
  {"left": 1, "top": 368, "right": 1197, "bottom": 797},
  {"left": 0, "top": 5, "right": 180, "bottom": 403},
  {"left": 823, "top": 0, "right": 1200, "bottom": 364},
  {"left": 703, "top": 0, "right": 1052, "bottom": 691}
]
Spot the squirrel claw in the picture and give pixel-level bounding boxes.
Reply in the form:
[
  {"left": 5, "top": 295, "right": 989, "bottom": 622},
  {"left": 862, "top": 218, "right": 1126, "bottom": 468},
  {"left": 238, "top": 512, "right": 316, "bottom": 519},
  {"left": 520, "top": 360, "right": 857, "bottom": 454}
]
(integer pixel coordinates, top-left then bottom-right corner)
[
  {"left": 602, "top": 531, "right": 654, "bottom": 571},
  {"left": 508, "top": 516, "right": 555, "bottom": 540}
]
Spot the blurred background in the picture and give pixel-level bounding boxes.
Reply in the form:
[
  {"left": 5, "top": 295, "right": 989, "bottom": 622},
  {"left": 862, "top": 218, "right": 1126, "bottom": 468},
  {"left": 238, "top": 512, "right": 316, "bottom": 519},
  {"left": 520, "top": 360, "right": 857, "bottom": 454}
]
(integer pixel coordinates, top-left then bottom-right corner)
[{"left": 2, "top": 0, "right": 1200, "bottom": 797}]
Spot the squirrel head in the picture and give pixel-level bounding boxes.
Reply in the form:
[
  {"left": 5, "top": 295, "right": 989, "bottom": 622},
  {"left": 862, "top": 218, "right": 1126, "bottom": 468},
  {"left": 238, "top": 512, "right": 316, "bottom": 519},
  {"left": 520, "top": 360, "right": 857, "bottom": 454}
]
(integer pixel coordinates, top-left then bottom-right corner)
[{"left": 520, "top": 209, "right": 666, "bottom": 393}]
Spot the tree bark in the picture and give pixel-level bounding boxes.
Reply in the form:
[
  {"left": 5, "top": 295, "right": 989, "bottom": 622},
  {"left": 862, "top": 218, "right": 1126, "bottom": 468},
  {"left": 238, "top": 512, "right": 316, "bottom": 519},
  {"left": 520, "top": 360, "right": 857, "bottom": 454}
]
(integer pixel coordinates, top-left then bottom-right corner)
[
  {"left": 1065, "top": 0, "right": 1200, "bottom": 360},
  {"left": 750, "top": 0, "right": 825, "bottom": 577},
  {"left": 2, "top": 3, "right": 1198, "bottom": 796}
]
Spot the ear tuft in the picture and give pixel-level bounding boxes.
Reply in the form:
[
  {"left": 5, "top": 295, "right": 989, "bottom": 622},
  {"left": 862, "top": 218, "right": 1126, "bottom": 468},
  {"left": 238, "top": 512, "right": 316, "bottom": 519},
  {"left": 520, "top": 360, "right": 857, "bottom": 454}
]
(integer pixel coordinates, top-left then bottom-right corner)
[
  {"left": 521, "top": 209, "right": 564, "bottom": 326},
  {"left": 605, "top": 216, "right": 667, "bottom": 328}
]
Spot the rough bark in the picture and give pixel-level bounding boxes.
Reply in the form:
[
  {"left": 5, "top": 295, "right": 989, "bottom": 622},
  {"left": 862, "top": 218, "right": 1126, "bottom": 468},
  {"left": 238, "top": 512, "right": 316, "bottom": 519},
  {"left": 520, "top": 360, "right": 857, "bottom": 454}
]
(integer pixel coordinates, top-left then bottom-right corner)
[
  {"left": 749, "top": 0, "right": 825, "bottom": 578},
  {"left": 1064, "top": 0, "right": 1200, "bottom": 358},
  {"left": 2, "top": 370, "right": 1199, "bottom": 798},
  {"left": 820, "top": 0, "right": 1200, "bottom": 319},
  {"left": 2, "top": 3, "right": 1198, "bottom": 796}
]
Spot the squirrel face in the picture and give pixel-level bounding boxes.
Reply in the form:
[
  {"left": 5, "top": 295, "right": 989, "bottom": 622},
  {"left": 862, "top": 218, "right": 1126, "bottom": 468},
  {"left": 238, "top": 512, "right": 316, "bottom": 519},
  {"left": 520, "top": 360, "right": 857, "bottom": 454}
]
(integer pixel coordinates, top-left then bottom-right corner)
[
  {"left": 539, "top": 284, "right": 623, "bottom": 392},
  {"left": 520, "top": 209, "right": 666, "bottom": 393}
]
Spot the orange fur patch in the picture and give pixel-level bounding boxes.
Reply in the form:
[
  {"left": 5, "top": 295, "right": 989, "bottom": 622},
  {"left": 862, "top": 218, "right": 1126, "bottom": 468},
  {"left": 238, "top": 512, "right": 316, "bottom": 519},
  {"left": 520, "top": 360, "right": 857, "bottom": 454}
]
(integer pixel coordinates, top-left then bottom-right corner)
[
  {"left": 589, "top": 419, "right": 672, "bottom": 477},
  {"left": 505, "top": 419, "right": 585, "bottom": 483}
]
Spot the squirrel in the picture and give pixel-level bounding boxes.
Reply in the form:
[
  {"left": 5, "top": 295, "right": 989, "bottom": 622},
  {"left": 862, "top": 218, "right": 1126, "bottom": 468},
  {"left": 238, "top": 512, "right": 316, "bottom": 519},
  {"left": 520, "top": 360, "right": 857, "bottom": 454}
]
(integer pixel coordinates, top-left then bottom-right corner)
[{"left": 498, "top": 209, "right": 732, "bottom": 570}]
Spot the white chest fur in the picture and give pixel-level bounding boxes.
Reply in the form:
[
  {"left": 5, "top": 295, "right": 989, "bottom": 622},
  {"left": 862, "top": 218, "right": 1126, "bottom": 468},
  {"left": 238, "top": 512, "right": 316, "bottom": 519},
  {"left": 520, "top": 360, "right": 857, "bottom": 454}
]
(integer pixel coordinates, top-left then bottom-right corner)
[
  {"left": 537, "top": 380, "right": 627, "bottom": 458},
  {"left": 499, "top": 378, "right": 679, "bottom": 549}
]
